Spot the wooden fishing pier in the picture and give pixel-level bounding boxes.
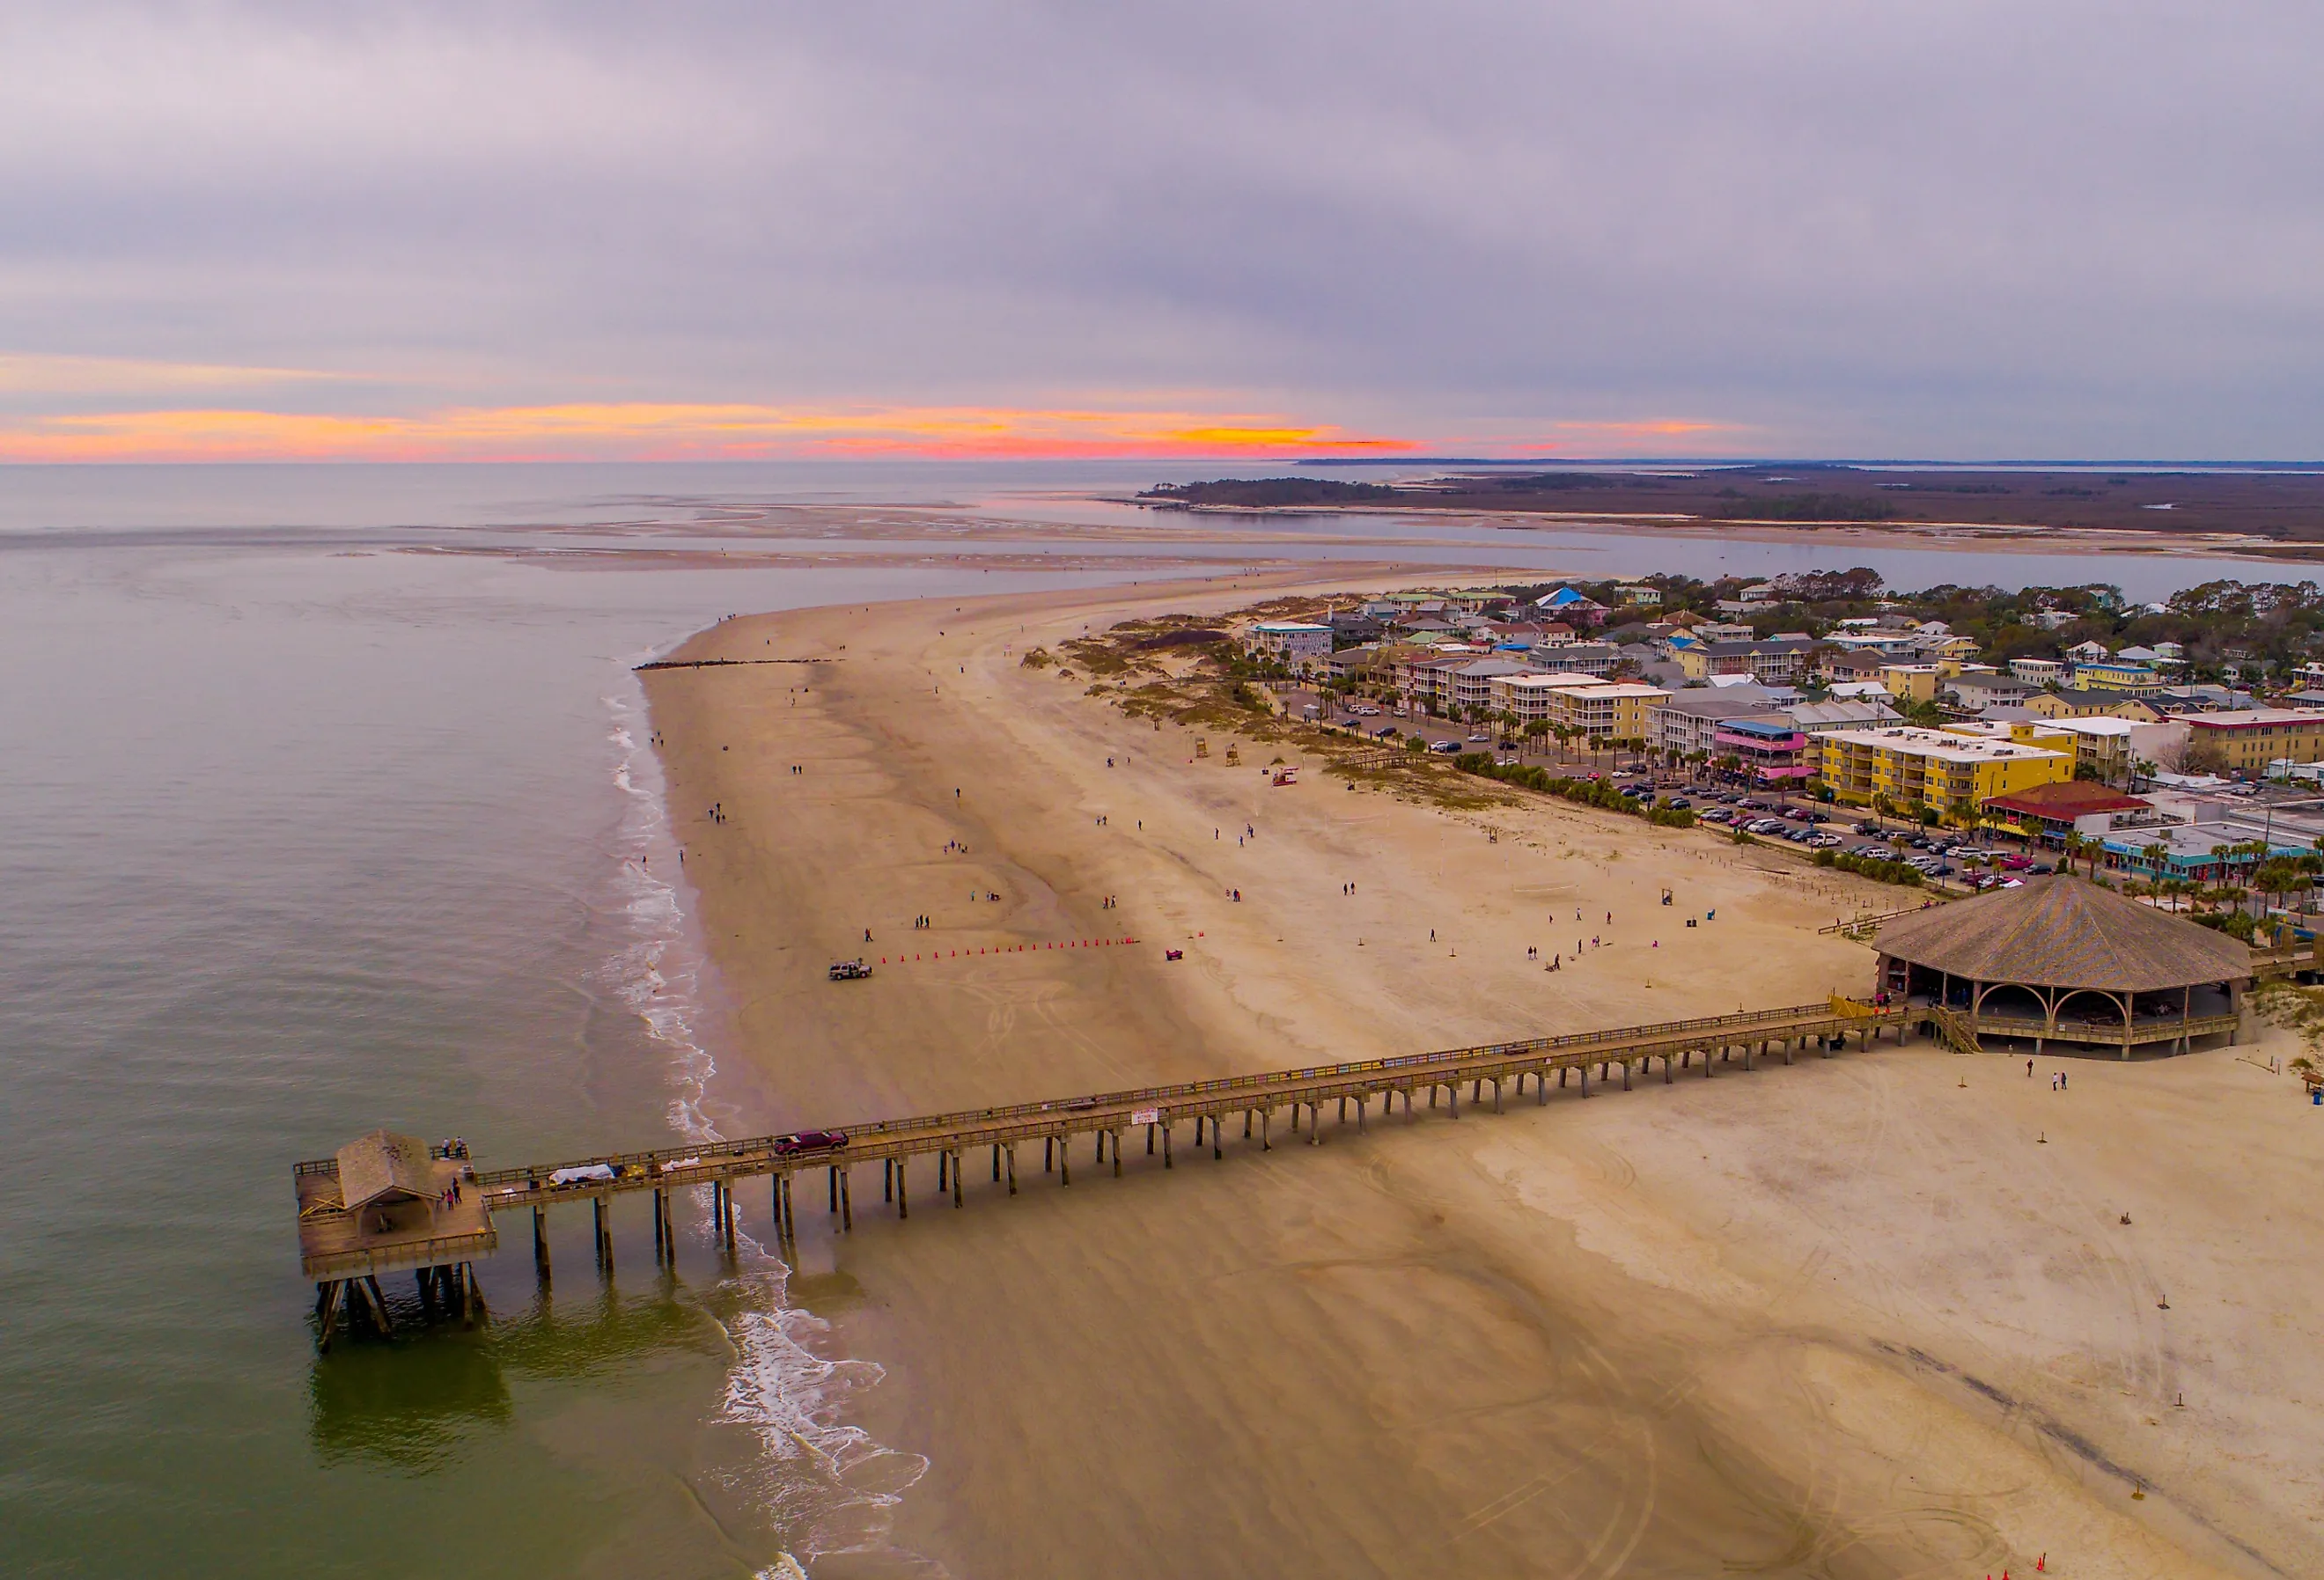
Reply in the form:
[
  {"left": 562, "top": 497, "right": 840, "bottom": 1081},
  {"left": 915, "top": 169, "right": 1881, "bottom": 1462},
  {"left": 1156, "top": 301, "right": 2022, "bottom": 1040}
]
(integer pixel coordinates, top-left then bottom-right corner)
[{"left": 294, "top": 996, "right": 1911, "bottom": 1348}]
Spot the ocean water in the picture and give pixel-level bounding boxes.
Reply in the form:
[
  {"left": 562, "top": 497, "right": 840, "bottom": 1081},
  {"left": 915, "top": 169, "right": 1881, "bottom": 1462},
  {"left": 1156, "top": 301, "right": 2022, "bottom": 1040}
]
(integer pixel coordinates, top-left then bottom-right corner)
[{"left": 0, "top": 461, "right": 2298, "bottom": 1579}]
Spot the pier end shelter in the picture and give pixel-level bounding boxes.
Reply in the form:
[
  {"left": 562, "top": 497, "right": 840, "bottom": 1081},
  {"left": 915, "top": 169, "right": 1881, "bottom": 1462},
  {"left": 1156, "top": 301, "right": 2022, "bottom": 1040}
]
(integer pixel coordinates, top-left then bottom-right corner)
[
  {"left": 295, "top": 1128, "right": 496, "bottom": 1348},
  {"left": 1873, "top": 875, "right": 2251, "bottom": 1056}
]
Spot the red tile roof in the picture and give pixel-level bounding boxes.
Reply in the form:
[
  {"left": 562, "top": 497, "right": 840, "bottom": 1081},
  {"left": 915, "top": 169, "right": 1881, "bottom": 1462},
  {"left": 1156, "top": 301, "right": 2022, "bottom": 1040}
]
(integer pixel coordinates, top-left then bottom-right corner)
[{"left": 1982, "top": 780, "right": 2150, "bottom": 819}]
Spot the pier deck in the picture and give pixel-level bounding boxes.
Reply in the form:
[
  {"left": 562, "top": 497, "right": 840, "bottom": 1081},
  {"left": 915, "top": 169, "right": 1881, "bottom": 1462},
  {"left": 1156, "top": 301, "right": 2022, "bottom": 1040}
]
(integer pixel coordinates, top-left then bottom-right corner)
[{"left": 293, "top": 996, "right": 1911, "bottom": 1345}]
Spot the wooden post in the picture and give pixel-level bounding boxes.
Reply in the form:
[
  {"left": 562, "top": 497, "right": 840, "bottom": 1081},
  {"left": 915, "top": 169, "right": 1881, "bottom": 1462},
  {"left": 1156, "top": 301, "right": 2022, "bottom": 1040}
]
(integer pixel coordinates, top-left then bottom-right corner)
[
  {"left": 1448, "top": 1084, "right": 1460, "bottom": 1119},
  {"left": 533, "top": 1206, "right": 550, "bottom": 1280},
  {"left": 938, "top": 1151, "right": 949, "bottom": 1193},
  {"left": 897, "top": 1158, "right": 908, "bottom": 1219},
  {"left": 1579, "top": 1064, "right": 1591, "bottom": 1098},
  {"left": 1244, "top": 1111, "right": 1253, "bottom": 1139},
  {"left": 1703, "top": 1045, "right": 1713, "bottom": 1077},
  {"left": 1212, "top": 1117, "right": 1224, "bottom": 1158},
  {"left": 1357, "top": 1095, "right": 1367, "bottom": 1134},
  {"left": 1492, "top": 1077, "right": 1503, "bottom": 1113},
  {"left": 1163, "top": 1123, "right": 1173, "bottom": 1169},
  {"left": 317, "top": 1280, "right": 345, "bottom": 1351},
  {"left": 1621, "top": 1060, "right": 1631, "bottom": 1091},
  {"left": 952, "top": 1151, "right": 964, "bottom": 1208},
  {"left": 1114, "top": 1130, "right": 1124, "bottom": 1177},
  {"left": 594, "top": 1196, "right": 612, "bottom": 1274},
  {"left": 1060, "top": 1135, "right": 1072, "bottom": 1186},
  {"left": 993, "top": 1144, "right": 1002, "bottom": 1182},
  {"left": 1309, "top": 1103, "right": 1321, "bottom": 1145},
  {"left": 841, "top": 1169, "right": 853, "bottom": 1230},
  {"left": 651, "top": 1189, "right": 666, "bottom": 1262},
  {"left": 829, "top": 1167, "right": 839, "bottom": 1214},
  {"left": 883, "top": 1158, "right": 893, "bottom": 1202},
  {"left": 1006, "top": 1143, "right": 1018, "bottom": 1194},
  {"left": 1046, "top": 1136, "right": 1055, "bottom": 1172}
]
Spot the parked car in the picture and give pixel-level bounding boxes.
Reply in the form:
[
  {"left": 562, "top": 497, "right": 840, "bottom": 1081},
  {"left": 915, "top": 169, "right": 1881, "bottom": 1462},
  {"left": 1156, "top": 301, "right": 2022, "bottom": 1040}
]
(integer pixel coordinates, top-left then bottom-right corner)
[
  {"left": 1803, "top": 811, "right": 1831, "bottom": 824},
  {"left": 1373, "top": 724, "right": 1399, "bottom": 738},
  {"left": 1998, "top": 853, "right": 2034, "bottom": 871},
  {"left": 1701, "top": 808, "right": 1735, "bottom": 824},
  {"left": 771, "top": 1129, "right": 848, "bottom": 1157},
  {"left": 1428, "top": 739, "right": 1461, "bottom": 753},
  {"left": 1664, "top": 797, "right": 1692, "bottom": 810},
  {"left": 1855, "top": 820, "right": 1883, "bottom": 835}
]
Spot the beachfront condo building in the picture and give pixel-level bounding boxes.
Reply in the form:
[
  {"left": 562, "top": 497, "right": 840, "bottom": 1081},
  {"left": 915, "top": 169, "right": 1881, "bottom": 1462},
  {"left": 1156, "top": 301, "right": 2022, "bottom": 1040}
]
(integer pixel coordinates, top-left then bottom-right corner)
[
  {"left": 1244, "top": 621, "right": 1334, "bottom": 665},
  {"left": 1541, "top": 681, "right": 1672, "bottom": 742},
  {"left": 1489, "top": 672, "right": 1620, "bottom": 724},
  {"left": 1814, "top": 725, "right": 2073, "bottom": 823}
]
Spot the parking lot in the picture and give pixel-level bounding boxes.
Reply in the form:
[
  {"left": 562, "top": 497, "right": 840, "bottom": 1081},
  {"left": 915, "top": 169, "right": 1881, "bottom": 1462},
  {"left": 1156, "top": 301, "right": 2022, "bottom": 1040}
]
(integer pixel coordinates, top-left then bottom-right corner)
[{"left": 1277, "top": 687, "right": 2058, "bottom": 892}]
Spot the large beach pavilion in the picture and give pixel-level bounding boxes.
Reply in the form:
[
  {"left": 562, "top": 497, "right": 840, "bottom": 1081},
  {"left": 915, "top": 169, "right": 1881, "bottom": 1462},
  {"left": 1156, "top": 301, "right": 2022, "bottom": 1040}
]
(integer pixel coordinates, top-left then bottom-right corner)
[{"left": 1873, "top": 875, "right": 2253, "bottom": 1056}]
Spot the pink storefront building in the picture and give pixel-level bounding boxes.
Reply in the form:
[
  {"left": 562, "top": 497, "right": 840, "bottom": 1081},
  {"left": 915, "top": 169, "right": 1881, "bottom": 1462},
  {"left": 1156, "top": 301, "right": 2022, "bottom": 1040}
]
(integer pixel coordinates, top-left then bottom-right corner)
[{"left": 1715, "top": 717, "right": 1813, "bottom": 780}]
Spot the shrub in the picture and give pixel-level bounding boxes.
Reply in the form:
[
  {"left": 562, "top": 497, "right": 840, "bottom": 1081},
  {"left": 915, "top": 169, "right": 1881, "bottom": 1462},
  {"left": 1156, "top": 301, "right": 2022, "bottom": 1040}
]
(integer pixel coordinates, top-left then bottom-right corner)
[
  {"left": 1812, "top": 849, "right": 1924, "bottom": 887},
  {"left": 1452, "top": 753, "right": 1692, "bottom": 823}
]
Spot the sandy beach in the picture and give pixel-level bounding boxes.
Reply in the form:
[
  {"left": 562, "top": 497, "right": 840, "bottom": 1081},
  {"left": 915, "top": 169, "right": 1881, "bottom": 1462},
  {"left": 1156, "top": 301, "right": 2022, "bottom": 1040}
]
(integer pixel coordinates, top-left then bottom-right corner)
[{"left": 644, "top": 575, "right": 2324, "bottom": 1579}]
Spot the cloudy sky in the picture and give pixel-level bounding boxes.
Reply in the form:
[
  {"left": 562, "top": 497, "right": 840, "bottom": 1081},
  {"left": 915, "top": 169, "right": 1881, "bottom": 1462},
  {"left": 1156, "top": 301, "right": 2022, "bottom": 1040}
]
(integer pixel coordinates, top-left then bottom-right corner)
[{"left": 1, "top": 2, "right": 2317, "bottom": 461}]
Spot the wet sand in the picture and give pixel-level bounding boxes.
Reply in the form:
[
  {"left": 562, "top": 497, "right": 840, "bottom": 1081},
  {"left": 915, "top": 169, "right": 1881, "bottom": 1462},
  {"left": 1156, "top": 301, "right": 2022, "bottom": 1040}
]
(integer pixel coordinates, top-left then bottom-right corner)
[{"left": 644, "top": 575, "right": 2321, "bottom": 1579}]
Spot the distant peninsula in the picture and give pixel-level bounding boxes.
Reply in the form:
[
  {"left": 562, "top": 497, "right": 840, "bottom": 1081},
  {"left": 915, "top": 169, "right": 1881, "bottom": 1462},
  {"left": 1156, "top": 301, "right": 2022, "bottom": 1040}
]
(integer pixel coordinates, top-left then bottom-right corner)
[{"left": 1136, "top": 465, "right": 2324, "bottom": 541}]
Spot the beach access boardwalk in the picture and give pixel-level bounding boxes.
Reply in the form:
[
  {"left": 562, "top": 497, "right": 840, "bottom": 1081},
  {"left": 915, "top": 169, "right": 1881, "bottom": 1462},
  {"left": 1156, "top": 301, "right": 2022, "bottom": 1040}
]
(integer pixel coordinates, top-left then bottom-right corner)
[{"left": 294, "top": 997, "right": 1910, "bottom": 1347}]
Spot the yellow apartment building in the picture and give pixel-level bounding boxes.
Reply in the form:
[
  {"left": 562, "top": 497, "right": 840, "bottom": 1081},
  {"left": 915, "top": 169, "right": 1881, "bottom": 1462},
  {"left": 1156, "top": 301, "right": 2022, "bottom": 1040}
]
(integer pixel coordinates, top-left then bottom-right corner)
[
  {"left": 1940, "top": 719, "right": 2079, "bottom": 753},
  {"left": 2184, "top": 709, "right": 2324, "bottom": 772},
  {"left": 1878, "top": 664, "right": 1941, "bottom": 702},
  {"left": 1815, "top": 725, "right": 2073, "bottom": 824}
]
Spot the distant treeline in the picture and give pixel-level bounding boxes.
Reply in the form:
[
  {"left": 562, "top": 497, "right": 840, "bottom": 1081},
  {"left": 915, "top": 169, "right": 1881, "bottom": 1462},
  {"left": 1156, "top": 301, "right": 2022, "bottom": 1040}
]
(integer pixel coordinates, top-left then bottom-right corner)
[{"left": 1137, "top": 478, "right": 1398, "bottom": 507}]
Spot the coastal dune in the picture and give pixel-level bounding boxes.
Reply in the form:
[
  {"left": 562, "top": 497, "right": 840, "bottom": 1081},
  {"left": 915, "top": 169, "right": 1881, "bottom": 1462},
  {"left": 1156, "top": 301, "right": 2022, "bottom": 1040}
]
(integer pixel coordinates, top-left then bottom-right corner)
[{"left": 644, "top": 577, "right": 2316, "bottom": 1579}]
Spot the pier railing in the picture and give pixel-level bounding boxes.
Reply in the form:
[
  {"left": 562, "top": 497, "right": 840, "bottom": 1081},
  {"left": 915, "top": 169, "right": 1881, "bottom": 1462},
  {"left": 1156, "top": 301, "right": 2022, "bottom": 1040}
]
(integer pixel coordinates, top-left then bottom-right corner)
[{"left": 443, "top": 999, "right": 1905, "bottom": 1201}]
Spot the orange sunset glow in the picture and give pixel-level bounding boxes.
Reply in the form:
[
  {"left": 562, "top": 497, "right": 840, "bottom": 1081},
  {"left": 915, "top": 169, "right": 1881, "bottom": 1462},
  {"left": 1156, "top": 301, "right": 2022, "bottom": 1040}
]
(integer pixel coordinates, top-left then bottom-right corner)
[{"left": 0, "top": 402, "right": 1427, "bottom": 463}]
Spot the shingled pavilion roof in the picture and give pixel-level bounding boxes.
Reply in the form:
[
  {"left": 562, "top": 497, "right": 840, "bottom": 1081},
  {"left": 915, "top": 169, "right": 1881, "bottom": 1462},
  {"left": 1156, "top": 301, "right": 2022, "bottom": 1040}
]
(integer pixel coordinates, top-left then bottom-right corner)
[
  {"left": 1875, "top": 876, "right": 2250, "bottom": 992},
  {"left": 334, "top": 1129, "right": 435, "bottom": 1212}
]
